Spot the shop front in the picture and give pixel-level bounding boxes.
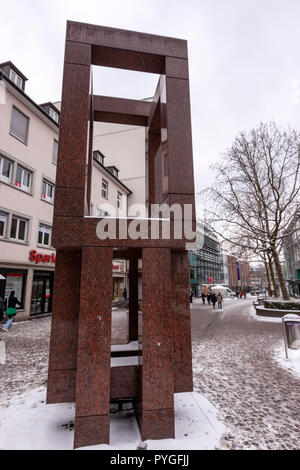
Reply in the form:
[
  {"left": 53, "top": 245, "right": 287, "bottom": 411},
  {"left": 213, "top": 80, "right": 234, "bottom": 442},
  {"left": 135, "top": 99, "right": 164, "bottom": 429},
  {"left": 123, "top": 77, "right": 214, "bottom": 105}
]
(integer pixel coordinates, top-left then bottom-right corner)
[
  {"left": 0, "top": 268, "right": 27, "bottom": 310},
  {"left": 112, "top": 260, "right": 127, "bottom": 301},
  {"left": 0, "top": 249, "right": 55, "bottom": 321},
  {"left": 30, "top": 270, "right": 54, "bottom": 316},
  {"left": 28, "top": 250, "right": 55, "bottom": 317}
]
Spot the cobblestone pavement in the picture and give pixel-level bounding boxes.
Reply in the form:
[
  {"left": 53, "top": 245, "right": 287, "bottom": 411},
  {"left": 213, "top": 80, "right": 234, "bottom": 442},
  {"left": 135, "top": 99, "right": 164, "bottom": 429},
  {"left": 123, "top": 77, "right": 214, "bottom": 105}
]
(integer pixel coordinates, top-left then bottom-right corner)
[
  {"left": 191, "top": 298, "right": 300, "bottom": 450},
  {"left": 0, "top": 310, "right": 129, "bottom": 405},
  {"left": 0, "top": 317, "right": 51, "bottom": 405}
]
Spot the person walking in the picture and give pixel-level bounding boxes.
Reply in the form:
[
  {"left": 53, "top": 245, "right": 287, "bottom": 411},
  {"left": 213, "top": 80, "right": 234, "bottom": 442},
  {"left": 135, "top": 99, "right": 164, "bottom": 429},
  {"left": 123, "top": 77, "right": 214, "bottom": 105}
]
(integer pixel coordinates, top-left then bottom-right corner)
[
  {"left": 201, "top": 292, "right": 206, "bottom": 305},
  {"left": 211, "top": 293, "right": 217, "bottom": 309},
  {"left": 207, "top": 293, "right": 211, "bottom": 305},
  {"left": 0, "top": 295, "right": 4, "bottom": 323},
  {"left": 1, "top": 291, "right": 21, "bottom": 332},
  {"left": 190, "top": 291, "right": 194, "bottom": 304},
  {"left": 217, "top": 292, "right": 223, "bottom": 310}
]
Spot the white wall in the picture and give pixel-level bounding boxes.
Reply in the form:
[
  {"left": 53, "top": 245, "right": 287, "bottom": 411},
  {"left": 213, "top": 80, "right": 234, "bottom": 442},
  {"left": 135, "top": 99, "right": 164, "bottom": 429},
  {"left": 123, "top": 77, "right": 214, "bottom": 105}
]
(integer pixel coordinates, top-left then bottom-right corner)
[
  {"left": 93, "top": 122, "right": 146, "bottom": 217},
  {"left": 90, "top": 162, "right": 128, "bottom": 218},
  {"left": 0, "top": 83, "right": 58, "bottom": 267}
]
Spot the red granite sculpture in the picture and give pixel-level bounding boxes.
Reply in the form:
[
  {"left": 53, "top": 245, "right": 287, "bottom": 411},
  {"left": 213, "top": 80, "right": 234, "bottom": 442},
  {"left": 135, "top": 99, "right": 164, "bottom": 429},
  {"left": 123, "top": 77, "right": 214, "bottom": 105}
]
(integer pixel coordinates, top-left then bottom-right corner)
[{"left": 46, "top": 20, "right": 195, "bottom": 449}]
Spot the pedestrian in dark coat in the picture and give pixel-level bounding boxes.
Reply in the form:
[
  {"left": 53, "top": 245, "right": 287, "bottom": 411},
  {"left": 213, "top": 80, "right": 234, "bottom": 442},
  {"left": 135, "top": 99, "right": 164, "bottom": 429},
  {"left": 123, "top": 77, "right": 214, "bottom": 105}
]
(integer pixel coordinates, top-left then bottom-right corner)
[
  {"left": 211, "top": 293, "right": 217, "bottom": 309},
  {"left": 1, "top": 291, "right": 21, "bottom": 332},
  {"left": 201, "top": 292, "right": 206, "bottom": 305}
]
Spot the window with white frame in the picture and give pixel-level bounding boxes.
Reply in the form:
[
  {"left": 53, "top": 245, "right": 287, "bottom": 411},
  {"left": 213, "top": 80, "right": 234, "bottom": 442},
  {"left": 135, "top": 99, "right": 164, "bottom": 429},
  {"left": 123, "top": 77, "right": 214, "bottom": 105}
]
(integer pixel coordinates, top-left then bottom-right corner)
[
  {"left": 102, "top": 179, "right": 108, "bottom": 199},
  {"left": 117, "top": 191, "right": 122, "bottom": 209},
  {"left": 15, "top": 165, "right": 32, "bottom": 192},
  {"left": 49, "top": 108, "right": 59, "bottom": 123},
  {"left": 52, "top": 139, "right": 58, "bottom": 165},
  {"left": 0, "top": 156, "right": 12, "bottom": 183},
  {"left": 41, "top": 179, "right": 54, "bottom": 203},
  {"left": 10, "top": 107, "right": 29, "bottom": 144},
  {"left": 0, "top": 213, "right": 7, "bottom": 238},
  {"left": 38, "top": 224, "right": 52, "bottom": 246},
  {"left": 9, "top": 69, "right": 23, "bottom": 89},
  {"left": 10, "top": 216, "right": 28, "bottom": 242}
]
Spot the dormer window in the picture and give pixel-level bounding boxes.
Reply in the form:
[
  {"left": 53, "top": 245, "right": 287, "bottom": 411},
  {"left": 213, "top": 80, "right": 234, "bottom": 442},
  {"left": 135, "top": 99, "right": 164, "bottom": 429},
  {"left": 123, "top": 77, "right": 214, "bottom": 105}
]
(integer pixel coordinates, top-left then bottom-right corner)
[
  {"left": 49, "top": 107, "right": 59, "bottom": 123},
  {"left": 0, "top": 62, "right": 27, "bottom": 91},
  {"left": 9, "top": 68, "right": 23, "bottom": 89},
  {"left": 107, "top": 166, "right": 119, "bottom": 178},
  {"left": 93, "top": 151, "right": 104, "bottom": 165}
]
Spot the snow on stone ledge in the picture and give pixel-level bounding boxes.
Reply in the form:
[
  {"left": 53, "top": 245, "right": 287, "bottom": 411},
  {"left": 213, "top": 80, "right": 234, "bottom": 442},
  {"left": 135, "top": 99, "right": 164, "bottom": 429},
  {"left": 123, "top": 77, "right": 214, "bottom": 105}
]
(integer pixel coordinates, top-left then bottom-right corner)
[{"left": 0, "top": 387, "right": 227, "bottom": 450}]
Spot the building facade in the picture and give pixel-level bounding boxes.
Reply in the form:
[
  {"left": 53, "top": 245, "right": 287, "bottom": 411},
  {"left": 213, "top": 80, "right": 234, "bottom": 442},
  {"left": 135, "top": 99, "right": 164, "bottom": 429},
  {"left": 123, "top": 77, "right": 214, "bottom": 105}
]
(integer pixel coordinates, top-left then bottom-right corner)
[
  {"left": 0, "top": 62, "right": 132, "bottom": 319},
  {"left": 189, "top": 223, "right": 224, "bottom": 296},
  {"left": 226, "top": 253, "right": 250, "bottom": 293},
  {"left": 284, "top": 213, "right": 300, "bottom": 296}
]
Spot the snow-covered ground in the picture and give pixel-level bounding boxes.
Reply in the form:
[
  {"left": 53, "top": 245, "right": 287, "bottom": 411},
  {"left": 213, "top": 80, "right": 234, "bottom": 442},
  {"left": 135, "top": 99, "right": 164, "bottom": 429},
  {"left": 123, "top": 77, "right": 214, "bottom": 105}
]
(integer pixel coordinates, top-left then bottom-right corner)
[
  {"left": 191, "top": 299, "right": 300, "bottom": 450},
  {"left": 0, "top": 386, "right": 226, "bottom": 450},
  {"left": 1, "top": 300, "right": 300, "bottom": 450},
  {"left": 274, "top": 344, "right": 300, "bottom": 379}
]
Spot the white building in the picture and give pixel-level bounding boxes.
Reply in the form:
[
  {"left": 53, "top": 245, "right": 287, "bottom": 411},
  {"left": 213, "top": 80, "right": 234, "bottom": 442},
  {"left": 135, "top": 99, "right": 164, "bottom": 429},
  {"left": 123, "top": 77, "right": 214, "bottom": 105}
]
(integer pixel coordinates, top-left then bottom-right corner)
[{"left": 0, "top": 62, "right": 133, "bottom": 320}]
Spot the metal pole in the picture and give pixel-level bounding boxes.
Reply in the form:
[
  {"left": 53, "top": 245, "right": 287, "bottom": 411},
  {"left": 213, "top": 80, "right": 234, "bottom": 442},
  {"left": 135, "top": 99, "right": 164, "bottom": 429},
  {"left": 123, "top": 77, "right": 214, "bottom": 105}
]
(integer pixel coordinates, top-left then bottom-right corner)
[{"left": 282, "top": 318, "right": 289, "bottom": 360}]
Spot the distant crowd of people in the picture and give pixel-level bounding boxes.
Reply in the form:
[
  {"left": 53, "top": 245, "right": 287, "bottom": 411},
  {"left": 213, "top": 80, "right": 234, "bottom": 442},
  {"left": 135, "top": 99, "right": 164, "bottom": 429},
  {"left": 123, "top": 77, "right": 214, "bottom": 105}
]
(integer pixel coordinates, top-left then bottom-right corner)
[{"left": 190, "top": 289, "right": 248, "bottom": 311}]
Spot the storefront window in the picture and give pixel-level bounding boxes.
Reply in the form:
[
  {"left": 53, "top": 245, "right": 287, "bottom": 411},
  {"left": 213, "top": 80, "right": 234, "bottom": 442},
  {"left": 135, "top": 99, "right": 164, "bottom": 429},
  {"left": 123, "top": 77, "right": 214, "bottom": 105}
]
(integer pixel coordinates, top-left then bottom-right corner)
[
  {"left": 0, "top": 269, "right": 27, "bottom": 309},
  {"left": 30, "top": 271, "right": 54, "bottom": 316}
]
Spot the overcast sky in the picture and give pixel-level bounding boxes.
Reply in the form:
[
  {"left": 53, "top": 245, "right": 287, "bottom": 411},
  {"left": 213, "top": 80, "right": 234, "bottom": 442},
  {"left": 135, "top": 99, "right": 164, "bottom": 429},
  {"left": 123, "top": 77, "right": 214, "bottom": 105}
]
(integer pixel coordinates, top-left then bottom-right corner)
[{"left": 1, "top": 0, "right": 300, "bottom": 201}]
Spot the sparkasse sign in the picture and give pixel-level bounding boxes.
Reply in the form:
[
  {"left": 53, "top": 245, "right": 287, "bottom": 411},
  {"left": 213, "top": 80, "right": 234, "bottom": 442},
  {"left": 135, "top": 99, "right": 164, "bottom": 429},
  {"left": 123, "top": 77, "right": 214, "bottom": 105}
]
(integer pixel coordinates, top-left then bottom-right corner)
[{"left": 29, "top": 250, "right": 56, "bottom": 264}]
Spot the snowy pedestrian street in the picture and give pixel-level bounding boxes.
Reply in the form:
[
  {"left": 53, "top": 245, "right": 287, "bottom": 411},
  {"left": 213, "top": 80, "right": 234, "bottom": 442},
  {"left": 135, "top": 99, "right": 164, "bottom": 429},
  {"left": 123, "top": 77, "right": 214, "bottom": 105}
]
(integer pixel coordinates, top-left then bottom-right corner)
[
  {"left": 191, "top": 297, "right": 300, "bottom": 450},
  {"left": 0, "top": 299, "right": 299, "bottom": 450}
]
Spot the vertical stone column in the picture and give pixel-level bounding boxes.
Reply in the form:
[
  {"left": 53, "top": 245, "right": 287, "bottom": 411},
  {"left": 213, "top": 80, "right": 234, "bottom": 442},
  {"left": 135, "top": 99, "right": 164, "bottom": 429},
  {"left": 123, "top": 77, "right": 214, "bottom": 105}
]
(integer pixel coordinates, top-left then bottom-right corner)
[
  {"left": 54, "top": 42, "right": 91, "bottom": 222},
  {"left": 47, "top": 250, "right": 82, "bottom": 404},
  {"left": 172, "top": 251, "right": 193, "bottom": 392},
  {"left": 139, "top": 248, "right": 174, "bottom": 440},
  {"left": 129, "top": 257, "right": 139, "bottom": 342},
  {"left": 74, "top": 247, "right": 113, "bottom": 449}
]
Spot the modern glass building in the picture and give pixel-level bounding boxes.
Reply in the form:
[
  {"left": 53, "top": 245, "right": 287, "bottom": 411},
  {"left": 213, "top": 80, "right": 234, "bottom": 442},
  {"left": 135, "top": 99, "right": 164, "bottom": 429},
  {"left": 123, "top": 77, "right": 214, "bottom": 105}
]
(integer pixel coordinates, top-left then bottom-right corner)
[{"left": 189, "top": 223, "right": 223, "bottom": 296}]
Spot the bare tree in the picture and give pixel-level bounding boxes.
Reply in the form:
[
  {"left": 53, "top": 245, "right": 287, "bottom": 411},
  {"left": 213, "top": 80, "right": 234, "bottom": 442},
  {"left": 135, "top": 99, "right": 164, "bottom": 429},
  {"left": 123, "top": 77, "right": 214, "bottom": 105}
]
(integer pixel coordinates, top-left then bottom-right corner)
[{"left": 204, "top": 122, "right": 300, "bottom": 300}]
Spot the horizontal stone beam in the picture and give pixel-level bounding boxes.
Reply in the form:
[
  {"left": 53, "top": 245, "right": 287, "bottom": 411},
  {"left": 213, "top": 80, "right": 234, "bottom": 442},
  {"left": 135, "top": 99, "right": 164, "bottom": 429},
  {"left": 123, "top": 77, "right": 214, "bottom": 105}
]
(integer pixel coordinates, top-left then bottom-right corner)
[
  {"left": 66, "top": 21, "right": 188, "bottom": 60},
  {"left": 93, "top": 95, "right": 152, "bottom": 126}
]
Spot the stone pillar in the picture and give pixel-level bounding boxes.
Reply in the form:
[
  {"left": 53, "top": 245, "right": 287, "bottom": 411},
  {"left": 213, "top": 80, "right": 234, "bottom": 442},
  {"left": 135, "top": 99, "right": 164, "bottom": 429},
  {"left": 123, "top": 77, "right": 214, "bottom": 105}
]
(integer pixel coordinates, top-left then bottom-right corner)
[
  {"left": 138, "top": 247, "right": 174, "bottom": 440},
  {"left": 47, "top": 249, "right": 82, "bottom": 404},
  {"left": 129, "top": 257, "right": 139, "bottom": 342},
  {"left": 172, "top": 251, "right": 193, "bottom": 392},
  {"left": 74, "top": 247, "right": 113, "bottom": 449}
]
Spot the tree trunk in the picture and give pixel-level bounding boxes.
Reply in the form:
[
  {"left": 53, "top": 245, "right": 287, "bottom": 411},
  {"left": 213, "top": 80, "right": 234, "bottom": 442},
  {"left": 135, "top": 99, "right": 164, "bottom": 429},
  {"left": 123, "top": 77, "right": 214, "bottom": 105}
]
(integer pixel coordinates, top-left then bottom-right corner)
[
  {"left": 272, "top": 248, "right": 289, "bottom": 300},
  {"left": 268, "top": 257, "right": 278, "bottom": 298},
  {"left": 264, "top": 262, "right": 272, "bottom": 297}
]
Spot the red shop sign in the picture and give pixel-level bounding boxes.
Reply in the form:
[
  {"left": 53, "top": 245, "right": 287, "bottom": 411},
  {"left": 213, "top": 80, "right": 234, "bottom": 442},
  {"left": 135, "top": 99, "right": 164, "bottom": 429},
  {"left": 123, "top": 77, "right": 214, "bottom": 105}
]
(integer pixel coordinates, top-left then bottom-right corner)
[{"left": 29, "top": 250, "right": 56, "bottom": 264}]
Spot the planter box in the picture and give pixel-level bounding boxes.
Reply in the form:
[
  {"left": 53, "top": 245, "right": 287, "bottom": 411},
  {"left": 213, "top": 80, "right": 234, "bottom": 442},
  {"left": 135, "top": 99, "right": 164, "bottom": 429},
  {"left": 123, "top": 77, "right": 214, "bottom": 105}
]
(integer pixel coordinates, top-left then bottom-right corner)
[{"left": 255, "top": 306, "right": 300, "bottom": 318}]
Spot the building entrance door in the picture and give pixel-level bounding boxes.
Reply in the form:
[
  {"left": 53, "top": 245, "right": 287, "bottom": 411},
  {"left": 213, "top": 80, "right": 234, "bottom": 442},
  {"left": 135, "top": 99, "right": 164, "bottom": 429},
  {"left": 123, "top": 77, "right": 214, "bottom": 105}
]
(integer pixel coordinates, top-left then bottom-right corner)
[{"left": 30, "top": 271, "right": 53, "bottom": 316}]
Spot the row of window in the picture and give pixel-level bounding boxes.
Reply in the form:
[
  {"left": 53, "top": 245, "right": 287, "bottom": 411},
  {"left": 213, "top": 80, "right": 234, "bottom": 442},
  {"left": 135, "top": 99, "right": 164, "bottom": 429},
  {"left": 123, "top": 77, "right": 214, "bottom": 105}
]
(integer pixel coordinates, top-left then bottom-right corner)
[
  {"left": 0, "top": 154, "right": 55, "bottom": 203},
  {"left": 1, "top": 151, "right": 123, "bottom": 210},
  {"left": 0, "top": 211, "right": 52, "bottom": 247},
  {"left": 101, "top": 178, "right": 123, "bottom": 209}
]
